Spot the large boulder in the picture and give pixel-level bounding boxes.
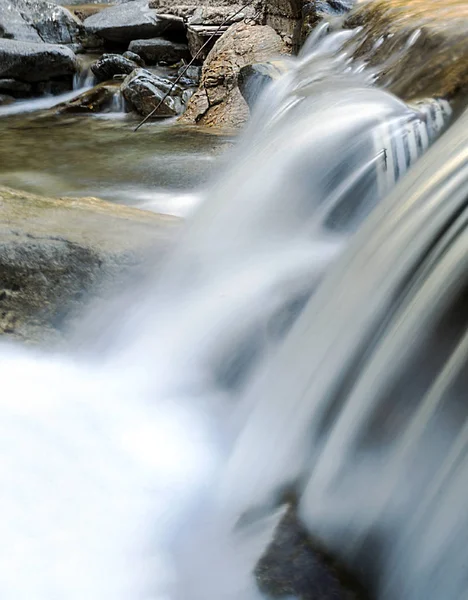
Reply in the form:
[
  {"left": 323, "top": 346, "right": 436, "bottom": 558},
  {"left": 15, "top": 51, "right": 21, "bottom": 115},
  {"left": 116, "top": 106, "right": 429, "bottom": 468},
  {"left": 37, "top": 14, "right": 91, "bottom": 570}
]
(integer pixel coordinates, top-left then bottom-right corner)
[
  {"left": 346, "top": 0, "right": 468, "bottom": 102},
  {"left": 83, "top": 0, "right": 184, "bottom": 45},
  {"left": 0, "top": 0, "right": 83, "bottom": 45},
  {"left": 129, "top": 38, "right": 190, "bottom": 65},
  {"left": 0, "top": 186, "right": 176, "bottom": 343},
  {"left": 0, "top": 39, "right": 77, "bottom": 82},
  {"left": 179, "top": 21, "right": 285, "bottom": 129},
  {"left": 121, "top": 67, "right": 182, "bottom": 116}
]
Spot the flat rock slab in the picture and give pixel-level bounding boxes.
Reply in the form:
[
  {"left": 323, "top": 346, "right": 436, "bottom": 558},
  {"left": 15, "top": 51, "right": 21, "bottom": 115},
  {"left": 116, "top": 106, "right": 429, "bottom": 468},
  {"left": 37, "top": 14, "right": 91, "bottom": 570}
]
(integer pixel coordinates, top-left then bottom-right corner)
[
  {"left": 0, "top": 186, "right": 176, "bottom": 343},
  {"left": 129, "top": 38, "right": 190, "bottom": 64},
  {"left": 0, "top": 39, "right": 77, "bottom": 82},
  {"left": 83, "top": 0, "right": 184, "bottom": 44}
]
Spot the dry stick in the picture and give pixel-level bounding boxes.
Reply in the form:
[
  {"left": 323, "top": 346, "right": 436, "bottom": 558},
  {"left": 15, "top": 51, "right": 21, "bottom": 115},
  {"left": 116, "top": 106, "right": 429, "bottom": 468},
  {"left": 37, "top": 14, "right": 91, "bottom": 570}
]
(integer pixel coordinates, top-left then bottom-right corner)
[{"left": 134, "top": 0, "right": 258, "bottom": 132}]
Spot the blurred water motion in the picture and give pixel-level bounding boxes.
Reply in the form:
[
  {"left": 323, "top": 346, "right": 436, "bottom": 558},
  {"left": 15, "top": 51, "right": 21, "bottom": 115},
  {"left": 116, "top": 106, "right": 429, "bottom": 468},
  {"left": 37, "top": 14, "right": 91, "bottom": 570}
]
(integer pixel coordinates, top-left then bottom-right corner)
[{"left": 0, "top": 21, "right": 464, "bottom": 600}]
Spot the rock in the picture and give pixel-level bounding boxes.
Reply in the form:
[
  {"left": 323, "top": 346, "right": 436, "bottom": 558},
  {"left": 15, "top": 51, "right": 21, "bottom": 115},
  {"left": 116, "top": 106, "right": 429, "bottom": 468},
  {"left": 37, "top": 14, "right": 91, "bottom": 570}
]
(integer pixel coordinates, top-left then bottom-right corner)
[
  {"left": 0, "top": 93, "right": 14, "bottom": 105},
  {"left": 54, "top": 82, "right": 118, "bottom": 113},
  {"left": 0, "top": 0, "right": 83, "bottom": 45},
  {"left": 123, "top": 50, "right": 146, "bottom": 66},
  {"left": 0, "top": 39, "right": 77, "bottom": 83},
  {"left": 345, "top": 0, "right": 468, "bottom": 102},
  {"left": 0, "top": 186, "right": 176, "bottom": 343},
  {"left": 255, "top": 505, "right": 367, "bottom": 599},
  {"left": 238, "top": 60, "right": 289, "bottom": 108},
  {"left": 178, "top": 63, "right": 202, "bottom": 84},
  {"left": 180, "top": 22, "right": 285, "bottom": 129},
  {"left": 186, "top": 24, "right": 229, "bottom": 61},
  {"left": 148, "top": 1, "right": 259, "bottom": 26},
  {"left": 301, "top": 0, "right": 353, "bottom": 44},
  {"left": 83, "top": 0, "right": 184, "bottom": 45},
  {"left": 128, "top": 38, "right": 190, "bottom": 65},
  {"left": 121, "top": 67, "right": 181, "bottom": 117},
  {"left": 91, "top": 53, "right": 140, "bottom": 82},
  {"left": 0, "top": 78, "right": 33, "bottom": 98}
]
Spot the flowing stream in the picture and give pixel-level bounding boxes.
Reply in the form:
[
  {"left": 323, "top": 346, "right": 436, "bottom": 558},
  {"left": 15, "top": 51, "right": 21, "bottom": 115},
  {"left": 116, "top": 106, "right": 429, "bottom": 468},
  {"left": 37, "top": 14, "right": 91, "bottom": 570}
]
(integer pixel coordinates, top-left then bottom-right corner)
[{"left": 0, "top": 24, "right": 465, "bottom": 600}]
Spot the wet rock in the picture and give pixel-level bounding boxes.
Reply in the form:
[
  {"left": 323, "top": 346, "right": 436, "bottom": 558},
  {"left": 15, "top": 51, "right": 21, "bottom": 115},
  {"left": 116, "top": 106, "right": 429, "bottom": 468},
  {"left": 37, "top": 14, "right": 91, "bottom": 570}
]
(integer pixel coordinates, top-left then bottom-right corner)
[
  {"left": 83, "top": 0, "right": 184, "bottom": 45},
  {"left": 0, "top": 78, "right": 33, "bottom": 98},
  {"left": 180, "top": 22, "right": 285, "bottom": 129},
  {"left": 0, "top": 186, "right": 176, "bottom": 344},
  {"left": 123, "top": 50, "right": 146, "bottom": 66},
  {"left": 0, "top": 0, "right": 83, "bottom": 45},
  {"left": 91, "top": 53, "right": 140, "bottom": 82},
  {"left": 301, "top": 0, "right": 353, "bottom": 44},
  {"left": 128, "top": 38, "right": 190, "bottom": 65},
  {"left": 186, "top": 24, "right": 229, "bottom": 61},
  {"left": 255, "top": 505, "right": 367, "bottom": 600},
  {"left": 238, "top": 60, "right": 289, "bottom": 108},
  {"left": 0, "top": 93, "right": 14, "bottom": 105},
  {"left": 0, "top": 39, "right": 77, "bottom": 83},
  {"left": 345, "top": 0, "right": 468, "bottom": 102},
  {"left": 54, "top": 82, "right": 118, "bottom": 113},
  {"left": 36, "top": 77, "right": 74, "bottom": 95},
  {"left": 178, "top": 63, "right": 202, "bottom": 85},
  {"left": 121, "top": 67, "right": 180, "bottom": 117}
]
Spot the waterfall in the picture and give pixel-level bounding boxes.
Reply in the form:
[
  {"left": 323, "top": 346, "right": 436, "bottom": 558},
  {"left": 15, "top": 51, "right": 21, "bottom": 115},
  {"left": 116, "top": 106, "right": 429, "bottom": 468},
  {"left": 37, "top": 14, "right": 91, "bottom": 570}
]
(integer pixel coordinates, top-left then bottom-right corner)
[{"left": 0, "top": 27, "right": 461, "bottom": 600}]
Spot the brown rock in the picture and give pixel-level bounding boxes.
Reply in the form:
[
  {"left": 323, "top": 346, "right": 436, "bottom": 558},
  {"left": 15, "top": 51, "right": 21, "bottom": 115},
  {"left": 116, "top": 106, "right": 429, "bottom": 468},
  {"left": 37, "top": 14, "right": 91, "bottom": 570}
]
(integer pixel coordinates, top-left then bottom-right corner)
[
  {"left": 346, "top": 0, "right": 468, "bottom": 102},
  {"left": 179, "top": 21, "right": 284, "bottom": 129}
]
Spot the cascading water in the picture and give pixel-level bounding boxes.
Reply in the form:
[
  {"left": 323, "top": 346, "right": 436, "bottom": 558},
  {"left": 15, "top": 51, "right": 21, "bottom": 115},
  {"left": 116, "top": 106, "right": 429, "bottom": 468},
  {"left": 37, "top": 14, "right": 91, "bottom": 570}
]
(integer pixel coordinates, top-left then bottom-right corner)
[{"left": 0, "top": 24, "right": 461, "bottom": 600}]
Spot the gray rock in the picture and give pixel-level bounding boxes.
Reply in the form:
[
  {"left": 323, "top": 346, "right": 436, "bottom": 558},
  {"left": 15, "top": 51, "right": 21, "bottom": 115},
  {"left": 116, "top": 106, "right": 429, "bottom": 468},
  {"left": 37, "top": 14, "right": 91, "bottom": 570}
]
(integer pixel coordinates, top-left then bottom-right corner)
[
  {"left": 0, "top": 0, "right": 83, "bottom": 45},
  {"left": 0, "top": 78, "right": 33, "bottom": 97},
  {"left": 178, "top": 63, "right": 202, "bottom": 84},
  {"left": 255, "top": 505, "right": 366, "bottom": 600},
  {"left": 0, "top": 186, "right": 176, "bottom": 344},
  {"left": 129, "top": 38, "right": 190, "bottom": 65},
  {"left": 91, "top": 53, "right": 140, "bottom": 82},
  {"left": 121, "top": 67, "right": 180, "bottom": 117},
  {"left": 83, "top": 0, "right": 184, "bottom": 45},
  {"left": 0, "top": 93, "right": 14, "bottom": 105},
  {"left": 123, "top": 50, "right": 145, "bottom": 66},
  {"left": 0, "top": 39, "right": 77, "bottom": 83}
]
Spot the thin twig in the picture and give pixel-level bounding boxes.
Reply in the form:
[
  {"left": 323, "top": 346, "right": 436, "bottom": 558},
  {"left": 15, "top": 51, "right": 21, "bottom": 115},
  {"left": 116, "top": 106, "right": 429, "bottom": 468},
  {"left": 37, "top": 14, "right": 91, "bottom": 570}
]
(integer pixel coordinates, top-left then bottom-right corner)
[{"left": 134, "top": 0, "right": 257, "bottom": 132}]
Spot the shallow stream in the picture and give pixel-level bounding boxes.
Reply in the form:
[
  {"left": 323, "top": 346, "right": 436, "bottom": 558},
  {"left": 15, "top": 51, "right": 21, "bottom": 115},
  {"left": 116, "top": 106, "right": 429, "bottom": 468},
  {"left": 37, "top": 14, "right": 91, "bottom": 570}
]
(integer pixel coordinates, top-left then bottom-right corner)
[{"left": 0, "top": 112, "right": 232, "bottom": 216}]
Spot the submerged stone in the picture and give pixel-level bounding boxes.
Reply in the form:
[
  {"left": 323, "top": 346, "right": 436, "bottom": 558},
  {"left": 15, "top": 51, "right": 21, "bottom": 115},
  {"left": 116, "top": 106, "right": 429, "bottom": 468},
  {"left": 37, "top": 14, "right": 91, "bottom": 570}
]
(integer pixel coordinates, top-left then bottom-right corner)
[
  {"left": 0, "top": 39, "right": 77, "bottom": 83},
  {"left": 54, "top": 82, "right": 118, "bottom": 113}
]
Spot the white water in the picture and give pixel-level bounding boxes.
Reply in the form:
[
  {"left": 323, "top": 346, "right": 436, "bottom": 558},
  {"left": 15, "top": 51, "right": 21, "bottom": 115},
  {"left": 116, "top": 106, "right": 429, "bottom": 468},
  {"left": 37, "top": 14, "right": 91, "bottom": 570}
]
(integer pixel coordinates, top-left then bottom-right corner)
[
  {"left": 0, "top": 87, "right": 91, "bottom": 117},
  {"left": 0, "top": 31, "right": 453, "bottom": 599}
]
